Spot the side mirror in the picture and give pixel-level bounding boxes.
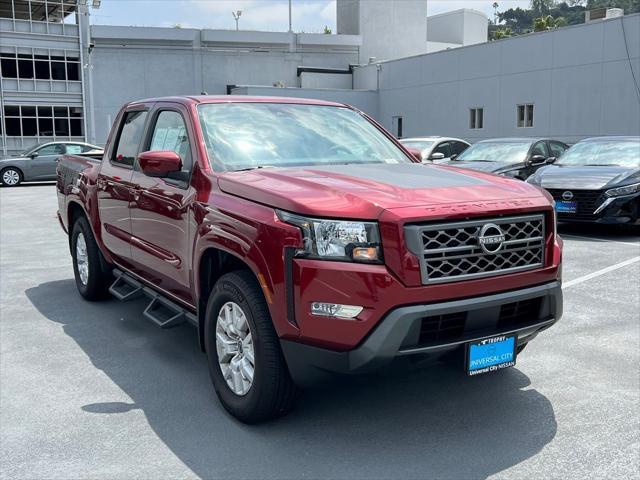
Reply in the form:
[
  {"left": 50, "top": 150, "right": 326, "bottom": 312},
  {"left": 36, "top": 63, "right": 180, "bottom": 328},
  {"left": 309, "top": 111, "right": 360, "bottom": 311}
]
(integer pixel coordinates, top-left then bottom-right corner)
[
  {"left": 29, "top": 152, "right": 39, "bottom": 159},
  {"left": 138, "top": 150, "right": 182, "bottom": 177},
  {"left": 546, "top": 156, "right": 557, "bottom": 164},
  {"left": 528, "top": 154, "right": 546, "bottom": 167},
  {"left": 430, "top": 152, "right": 446, "bottom": 161},
  {"left": 449, "top": 153, "right": 458, "bottom": 160},
  {"left": 405, "top": 147, "right": 424, "bottom": 163}
]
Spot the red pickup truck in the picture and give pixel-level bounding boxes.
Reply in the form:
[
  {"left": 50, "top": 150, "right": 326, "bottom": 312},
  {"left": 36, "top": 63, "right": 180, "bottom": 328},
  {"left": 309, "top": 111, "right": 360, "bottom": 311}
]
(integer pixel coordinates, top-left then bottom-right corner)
[{"left": 57, "top": 96, "right": 563, "bottom": 423}]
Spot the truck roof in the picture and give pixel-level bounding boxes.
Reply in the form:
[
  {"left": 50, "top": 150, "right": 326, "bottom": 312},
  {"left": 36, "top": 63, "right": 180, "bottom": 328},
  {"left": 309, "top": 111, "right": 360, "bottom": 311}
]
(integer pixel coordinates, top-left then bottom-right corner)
[{"left": 129, "top": 95, "right": 347, "bottom": 108}]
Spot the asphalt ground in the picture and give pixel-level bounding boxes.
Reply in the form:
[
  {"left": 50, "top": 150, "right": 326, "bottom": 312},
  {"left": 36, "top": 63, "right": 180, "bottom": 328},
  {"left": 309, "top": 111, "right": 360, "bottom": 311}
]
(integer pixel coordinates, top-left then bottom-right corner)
[{"left": 1, "top": 184, "right": 639, "bottom": 480}]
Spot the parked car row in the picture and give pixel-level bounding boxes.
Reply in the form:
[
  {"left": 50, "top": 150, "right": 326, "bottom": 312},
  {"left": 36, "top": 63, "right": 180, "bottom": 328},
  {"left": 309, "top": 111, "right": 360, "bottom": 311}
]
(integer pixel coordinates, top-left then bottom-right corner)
[
  {"left": 0, "top": 141, "right": 103, "bottom": 186},
  {"left": 401, "top": 135, "right": 639, "bottom": 227}
]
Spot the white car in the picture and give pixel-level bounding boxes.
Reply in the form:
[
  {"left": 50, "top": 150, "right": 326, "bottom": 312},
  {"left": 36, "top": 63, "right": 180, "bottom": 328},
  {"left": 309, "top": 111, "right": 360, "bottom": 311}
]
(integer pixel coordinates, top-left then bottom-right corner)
[{"left": 400, "top": 136, "right": 470, "bottom": 163}]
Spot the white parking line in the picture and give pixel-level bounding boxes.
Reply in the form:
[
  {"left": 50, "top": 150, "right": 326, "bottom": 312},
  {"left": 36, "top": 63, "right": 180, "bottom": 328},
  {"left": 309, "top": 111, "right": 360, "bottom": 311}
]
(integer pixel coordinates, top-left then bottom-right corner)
[
  {"left": 563, "top": 256, "right": 640, "bottom": 289},
  {"left": 561, "top": 233, "right": 640, "bottom": 247}
]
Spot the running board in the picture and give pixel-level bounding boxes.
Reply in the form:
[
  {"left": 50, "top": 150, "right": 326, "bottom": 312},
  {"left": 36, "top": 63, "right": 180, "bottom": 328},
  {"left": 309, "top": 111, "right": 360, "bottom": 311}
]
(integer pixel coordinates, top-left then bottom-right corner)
[{"left": 110, "top": 269, "right": 197, "bottom": 329}]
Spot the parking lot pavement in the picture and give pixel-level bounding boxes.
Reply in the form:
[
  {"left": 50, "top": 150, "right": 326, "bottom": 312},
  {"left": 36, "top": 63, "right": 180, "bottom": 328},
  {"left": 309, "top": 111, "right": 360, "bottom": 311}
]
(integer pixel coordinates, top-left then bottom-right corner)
[{"left": 1, "top": 184, "right": 639, "bottom": 480}]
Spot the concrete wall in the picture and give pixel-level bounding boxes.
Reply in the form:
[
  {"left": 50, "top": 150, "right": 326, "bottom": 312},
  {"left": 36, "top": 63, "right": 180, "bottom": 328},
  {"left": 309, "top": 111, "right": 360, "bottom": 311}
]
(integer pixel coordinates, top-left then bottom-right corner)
[
  {"left": 230, "top": 86, "right": 379, "bottom": 118},
  {"left": 337, "top": 0, "right": 429, "bottom": 63},
  {"left": 355, "top": 14, "right": 640, "bottom": 144},
  {"left": 88, "top": 26, "right": 360, "bottom": 144},
  {"left": 427, "top": 9, "right": 488, "bottom": 46}
]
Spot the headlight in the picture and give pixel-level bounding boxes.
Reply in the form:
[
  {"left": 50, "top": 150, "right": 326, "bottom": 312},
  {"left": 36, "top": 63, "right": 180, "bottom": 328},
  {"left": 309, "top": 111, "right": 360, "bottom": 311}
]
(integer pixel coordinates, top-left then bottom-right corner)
[
  {"left": 605, "top": 183, "right": 640, "bottom": 197},
  {"left": 277, "top": 210, "right": 382, "bottom": 263}
]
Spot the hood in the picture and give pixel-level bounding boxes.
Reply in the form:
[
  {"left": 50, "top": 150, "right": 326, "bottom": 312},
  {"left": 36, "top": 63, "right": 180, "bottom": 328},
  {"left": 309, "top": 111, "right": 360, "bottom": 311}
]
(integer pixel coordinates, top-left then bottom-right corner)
[
  {"left": 444, "top": 160, "right": 520, "bottom": 173},
  {"left": 218, "top": 163, "right": 545, "bottom": 219},
  {"left": 533, "top": 165, "right": 640, "bottom": 190}
]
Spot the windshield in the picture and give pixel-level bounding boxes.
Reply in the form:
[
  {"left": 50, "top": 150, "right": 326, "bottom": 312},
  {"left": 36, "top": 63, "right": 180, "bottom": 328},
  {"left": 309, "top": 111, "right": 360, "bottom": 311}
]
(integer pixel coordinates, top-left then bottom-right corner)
[
  {"left": 401, "top": 140, "right": 435, "bottom": 151},
  {"left": 197, "top": 103, "right": 410, "bottom": 171},
  {"left": 456, "top": 141, "right": 531, "bottom": 163},
  {"left": 556, "top": 140, "right": 640, "bottom": 167}
]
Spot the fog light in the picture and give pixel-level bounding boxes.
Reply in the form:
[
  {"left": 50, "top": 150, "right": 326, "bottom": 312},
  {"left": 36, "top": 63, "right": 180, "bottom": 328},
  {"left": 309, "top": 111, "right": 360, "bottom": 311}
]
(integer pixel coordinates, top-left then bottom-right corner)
[{"left": 311, "top": 302, "right": 363, "bottom": 319}]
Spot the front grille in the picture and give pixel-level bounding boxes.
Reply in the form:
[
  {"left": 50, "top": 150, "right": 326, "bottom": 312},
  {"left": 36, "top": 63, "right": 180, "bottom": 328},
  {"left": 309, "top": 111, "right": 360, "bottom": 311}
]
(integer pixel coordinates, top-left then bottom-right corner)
[
  {"left": 406, "top": 215, "right": 545, "bottom": 284},
  {"left": 497, "top": 298, "right": 542, "bottom": 329},
  {"left": 546, "top": 188, "right": 604, "bottom": 220}
]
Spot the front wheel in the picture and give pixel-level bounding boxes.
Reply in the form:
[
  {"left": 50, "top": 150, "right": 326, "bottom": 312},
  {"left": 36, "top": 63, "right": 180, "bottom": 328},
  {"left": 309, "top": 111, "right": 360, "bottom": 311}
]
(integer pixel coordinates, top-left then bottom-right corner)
[
  {"left": 1, "top": 168, "right": 23, "bottom": 187},
  {"left": 71, "top": 216, "right": 112, "bottom": 300},
  {"left": 205, "top": 271, "right": 297, "bottom": 423}
]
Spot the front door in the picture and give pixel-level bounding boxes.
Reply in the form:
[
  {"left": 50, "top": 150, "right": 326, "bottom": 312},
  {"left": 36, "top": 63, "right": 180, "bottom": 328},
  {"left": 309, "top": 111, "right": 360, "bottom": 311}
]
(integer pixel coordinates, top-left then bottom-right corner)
[
  {"left": 30, "top": 143, "right": 65, "bottom": 179},
  {"left": 129, "top": 105, "right": 196, "bottom": 305},
  {"left": 97, "top": 108, "right": 149, "bottom": 267}
]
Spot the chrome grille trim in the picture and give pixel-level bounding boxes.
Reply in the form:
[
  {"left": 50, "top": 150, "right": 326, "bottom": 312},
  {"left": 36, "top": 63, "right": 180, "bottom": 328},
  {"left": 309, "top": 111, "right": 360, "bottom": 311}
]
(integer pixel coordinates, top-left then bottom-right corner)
[{"left": 405, "top": 214, "right": 545, "bottom": 284}]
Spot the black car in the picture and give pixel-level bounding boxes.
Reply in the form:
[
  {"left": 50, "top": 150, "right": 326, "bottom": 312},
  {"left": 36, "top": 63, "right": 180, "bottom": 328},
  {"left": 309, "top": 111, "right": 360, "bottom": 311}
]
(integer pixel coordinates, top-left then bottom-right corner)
[
  {"left": 527, "top": 136, "right": 640, "bottom": 226},
  {"left": 447, "top": 137, "right": 569, "bottom": 180}
]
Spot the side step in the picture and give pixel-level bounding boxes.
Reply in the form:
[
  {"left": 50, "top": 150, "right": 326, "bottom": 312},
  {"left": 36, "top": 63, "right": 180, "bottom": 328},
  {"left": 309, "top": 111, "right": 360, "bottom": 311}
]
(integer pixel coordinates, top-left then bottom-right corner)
[{"left": 109, "top": 269, "right": 197, "bottom": 329}]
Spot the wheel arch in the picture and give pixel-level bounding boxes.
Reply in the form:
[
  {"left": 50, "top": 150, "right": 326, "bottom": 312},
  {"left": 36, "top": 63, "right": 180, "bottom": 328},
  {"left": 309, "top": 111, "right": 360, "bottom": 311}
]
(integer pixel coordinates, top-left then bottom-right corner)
[{"left": 196, "top": 246, "right": 263, "bottom": 352}]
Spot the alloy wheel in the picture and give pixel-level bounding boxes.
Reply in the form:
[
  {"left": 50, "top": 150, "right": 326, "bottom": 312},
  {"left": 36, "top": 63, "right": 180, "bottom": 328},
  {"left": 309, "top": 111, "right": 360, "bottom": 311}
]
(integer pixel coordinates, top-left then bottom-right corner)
[
  {"left": 215, "top": 301, "right": 255, "bottom": 396},
  {"left": 2, "top": 169, "right": 20, "bottom": 186},
  {"left": 75, "top": 232, "right": 89, "bottom": 285}
]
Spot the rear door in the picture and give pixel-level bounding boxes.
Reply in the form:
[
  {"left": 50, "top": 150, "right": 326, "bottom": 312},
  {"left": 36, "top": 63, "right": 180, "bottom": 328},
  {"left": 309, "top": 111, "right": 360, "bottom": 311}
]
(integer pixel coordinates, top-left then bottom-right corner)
[
  {"left": 30, "top": 143, "right": 65, "bottom": 179},
  {"left": 128, "top": 104, "right": 196, "bottom": 305},
  {"left": 97, "top": 107, "right": 150, "bottom": 267}
]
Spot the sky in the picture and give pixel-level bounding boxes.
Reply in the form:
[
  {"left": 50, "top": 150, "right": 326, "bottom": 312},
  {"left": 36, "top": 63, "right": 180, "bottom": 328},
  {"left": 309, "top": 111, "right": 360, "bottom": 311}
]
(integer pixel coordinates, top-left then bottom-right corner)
[{"left": 90, "top": 0, "right": 532, "bottom": 32}]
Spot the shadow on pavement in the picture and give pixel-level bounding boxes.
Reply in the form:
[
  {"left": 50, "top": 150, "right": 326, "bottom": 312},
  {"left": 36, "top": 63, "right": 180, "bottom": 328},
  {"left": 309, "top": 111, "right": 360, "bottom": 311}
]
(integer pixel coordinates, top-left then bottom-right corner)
[{"left": 26, "top": 279, "right": 558, "bottom": 480}]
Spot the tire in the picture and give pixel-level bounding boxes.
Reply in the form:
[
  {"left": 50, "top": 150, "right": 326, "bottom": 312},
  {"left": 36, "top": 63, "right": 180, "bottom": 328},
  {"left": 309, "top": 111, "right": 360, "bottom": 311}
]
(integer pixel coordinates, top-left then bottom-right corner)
[
  {"left": 205, "top": 270, "right": 297, "bottom": 423},
  {"left": 71, "top": 216, "right": 112, "bottom": 300},
  {"left": 1, "top": 167, "right": 23, "bottom": 187}
]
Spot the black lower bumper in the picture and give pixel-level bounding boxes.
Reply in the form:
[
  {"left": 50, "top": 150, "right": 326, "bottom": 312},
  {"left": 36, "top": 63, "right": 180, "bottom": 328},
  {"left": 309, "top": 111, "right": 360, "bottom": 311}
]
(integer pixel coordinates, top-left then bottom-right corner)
[{"left": 281, "top": 281, "right": 562, "bottom": 386}]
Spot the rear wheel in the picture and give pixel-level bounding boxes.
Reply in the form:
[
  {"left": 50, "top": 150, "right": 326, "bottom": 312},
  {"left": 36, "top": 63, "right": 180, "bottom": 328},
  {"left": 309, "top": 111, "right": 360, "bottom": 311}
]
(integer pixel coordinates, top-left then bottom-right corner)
[
  {"left": 71, "top": 216, "right": 112, "bottom": 300},
  {"left": 205, "top": 270, "right": 297, "bottom": 423},
  {"left": 1, "top": 167, "right": 23, "bottom": 187}
]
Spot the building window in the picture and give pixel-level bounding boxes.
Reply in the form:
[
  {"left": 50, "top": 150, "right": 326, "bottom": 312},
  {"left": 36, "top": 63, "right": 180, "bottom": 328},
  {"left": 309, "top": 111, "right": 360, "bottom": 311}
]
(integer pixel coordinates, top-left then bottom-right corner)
[
  {"left": 0, "top": 52, "right": 80, "bottom": 81},
  {"left": 469, "top": 108, "right": 484, "bottom": 129},
  {"left": 2, "top": 104, "right": 83, "bottom": 137},
  {"left": 392, "top": 116, "right": 404, "bottom": 138},
  {"left": 517, "top": 104, "right": 534, "bottom": 128}
]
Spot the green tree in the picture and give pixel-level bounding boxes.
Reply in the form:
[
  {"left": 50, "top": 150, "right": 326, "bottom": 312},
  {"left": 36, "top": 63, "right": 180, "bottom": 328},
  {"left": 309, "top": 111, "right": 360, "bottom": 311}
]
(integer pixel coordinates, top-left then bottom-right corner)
[
  {"left": 530, "top": 0, "right": 556, "bottom": 16},
  {"left": 323, "top": 25, "right": 332, "bottom": 34},
  {"left": 533, "top": 14, "right": 568, "bottom": 30},
  {"left": 494, "top": 27, "right": 513, "bottom": 39}
]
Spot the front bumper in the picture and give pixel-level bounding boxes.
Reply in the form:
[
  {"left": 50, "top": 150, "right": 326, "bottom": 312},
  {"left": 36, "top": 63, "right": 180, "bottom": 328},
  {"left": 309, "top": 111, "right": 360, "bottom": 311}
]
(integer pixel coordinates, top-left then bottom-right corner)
[
  {"left": 281, "top": 281, "right": 562, "bottom": 386},
  {"left": 559, "top": 192, "right": 640, "bottom": 225}
]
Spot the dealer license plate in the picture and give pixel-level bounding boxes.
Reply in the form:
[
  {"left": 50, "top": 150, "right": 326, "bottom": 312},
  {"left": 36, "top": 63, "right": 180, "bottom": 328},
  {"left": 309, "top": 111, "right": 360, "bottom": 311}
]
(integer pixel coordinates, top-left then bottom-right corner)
[
  {"left": 555, "top": 201, "right": 577, "bottom": 213},
  {"left": 467, "top": 335, "right": 516, "bottom": 376}
]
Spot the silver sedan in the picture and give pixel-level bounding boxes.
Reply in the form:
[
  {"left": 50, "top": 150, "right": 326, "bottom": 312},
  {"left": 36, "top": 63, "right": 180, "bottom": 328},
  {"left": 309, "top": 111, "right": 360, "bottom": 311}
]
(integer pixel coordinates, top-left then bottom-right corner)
[{"left": 0, "top": 141, "right": 103, "bottom": 186}]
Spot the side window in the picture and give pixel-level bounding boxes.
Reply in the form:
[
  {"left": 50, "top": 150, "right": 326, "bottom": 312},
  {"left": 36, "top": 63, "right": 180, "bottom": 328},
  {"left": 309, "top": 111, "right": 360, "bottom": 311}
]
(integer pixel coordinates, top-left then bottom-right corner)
[
  {"left": 37, "top": 144, "right": 65, "bottom": 155},
  {"left": 453, "top": 141, "right": 469, "bottom": 155},
  {"left": 81, "top": 144, "right": 97, "bottom": 153},
  {"left": 66, "top": 144, "right": 83, "bottom": 155},
  {"left": 531, "top": 141, "right": 549, "bottom": 157},
  {"left": 149, "top": 110, "right": 192, "bottom": 173},
  {"left": 433, "top": 142, "right": 451, "bottom": 158},
  {"left": 112, "top": 110, "right": 148, "bottom": 167},
  {"left": 549, "top": 141, "right": 568, "bottom": 158}
]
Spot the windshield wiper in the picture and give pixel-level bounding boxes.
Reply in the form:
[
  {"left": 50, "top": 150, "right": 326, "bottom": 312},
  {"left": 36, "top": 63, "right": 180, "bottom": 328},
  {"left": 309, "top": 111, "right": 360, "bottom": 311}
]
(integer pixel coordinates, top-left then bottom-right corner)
[
  {"left": 232, "top": 165, "right": 277, "bottom": 172},
  {"left": 583, "top": 164, "right": 619, "bottom": 167}
]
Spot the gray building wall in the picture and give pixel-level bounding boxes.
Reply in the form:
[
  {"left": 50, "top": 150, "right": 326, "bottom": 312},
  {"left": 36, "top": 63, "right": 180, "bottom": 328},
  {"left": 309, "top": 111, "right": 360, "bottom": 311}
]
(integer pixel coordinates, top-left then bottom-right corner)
[
  {"left": 88, "top": 26, "right": 361, "bottom": 144},
  {"left": 357, "top": 13, "right": 640, "bottom": 144},
  {"left": 230, "top": 85, "right": 379, "bottom": 118},
  {"left": 337, "top": 0, "right": 429, "bottom": 63}
]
